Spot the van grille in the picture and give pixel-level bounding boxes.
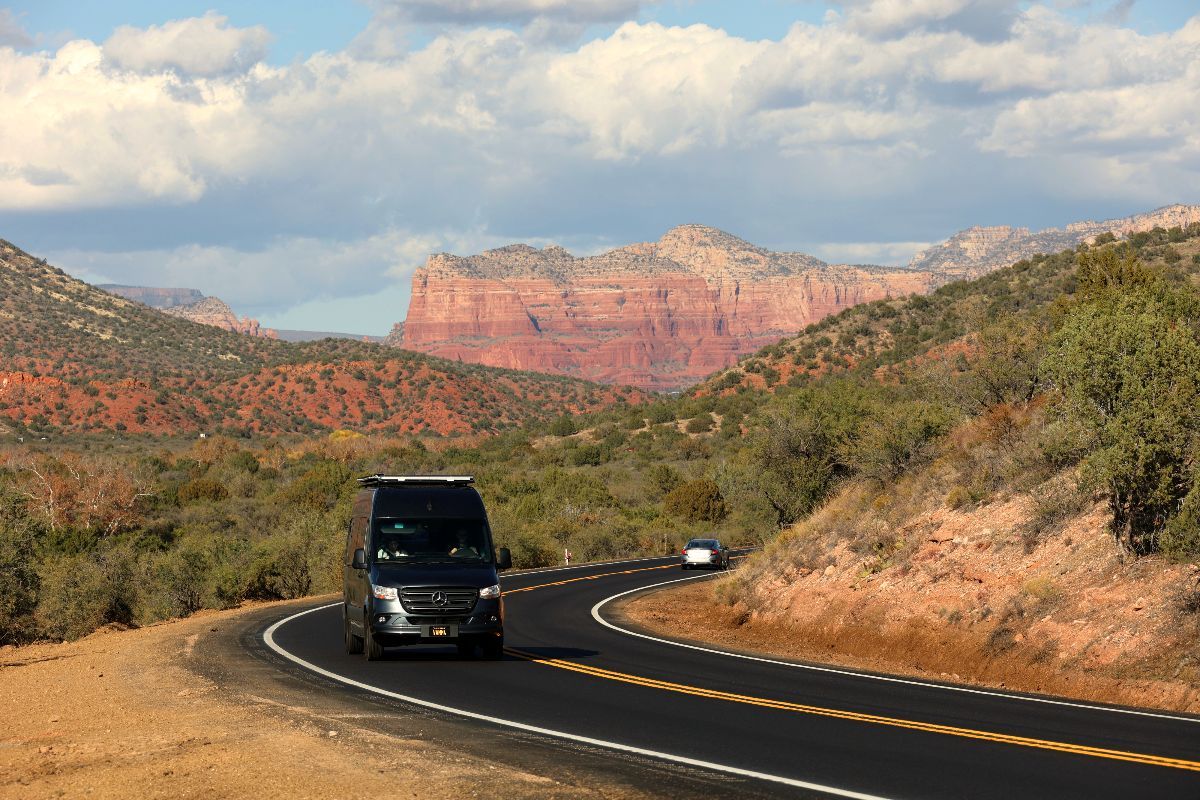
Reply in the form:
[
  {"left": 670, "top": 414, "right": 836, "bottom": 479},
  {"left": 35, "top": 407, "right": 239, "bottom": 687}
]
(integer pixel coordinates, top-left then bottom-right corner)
[{"left": 400, "top": 587, "right": 478, "bottom": 615}]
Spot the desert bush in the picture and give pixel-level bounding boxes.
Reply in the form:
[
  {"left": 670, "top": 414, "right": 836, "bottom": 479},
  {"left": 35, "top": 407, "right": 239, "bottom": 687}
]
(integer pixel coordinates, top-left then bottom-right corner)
[
  {"left": 664, "top": 479, "right": 727, "bottom": 524},
  {"left": 548, "top": 415, "right": 579, "bottom": 436},
  {"left": 1161, "top": 479, "right": 1200, "bottom": 561},
  {"left": 1021, "top": 576, "right": 1061, "bottom": 604},
  {"left": 36, "top": 546, "right": 138, "bottom": 640},
  {"left": 686, "top": 414, "right": 715, "bottom": 433},
  {"left": 178, "top": 477, "right": 229, "bottom": 504},
  {"left": 282, "top": 461, "right": 353, "bottom": 512},
  {"left": 644, "top": 463, "right": 682, "bottom": 500},
  {"left": 506, "top": 528, "right": 560, "bottom": 568},
  {"left": 0, "top": 500, "right": 40, "bottom": 645},
  {"left": 1045, "top": 251, "right": 1200, "bottom": 552},
  {"left": 263, "top": 511, "right": 342, "bottom": 599}
]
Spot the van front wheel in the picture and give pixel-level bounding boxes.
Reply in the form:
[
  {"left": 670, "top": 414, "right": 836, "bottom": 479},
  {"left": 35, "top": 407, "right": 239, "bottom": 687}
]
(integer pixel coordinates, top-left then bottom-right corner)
[
  {"left": 482, "top": 635, "right": 504, "bottom": 661},
  {"left": 364, "top": 616, "right": 385, "bottom": 661},
  {"left": 344, "top": 606, "right": 363, "bottom": 655}
]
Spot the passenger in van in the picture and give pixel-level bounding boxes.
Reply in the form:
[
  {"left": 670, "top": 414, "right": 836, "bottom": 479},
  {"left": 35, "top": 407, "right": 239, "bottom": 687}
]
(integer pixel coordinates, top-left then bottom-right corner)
[{"left": 449, "top": 528, "right": 479, "bottom": 558}]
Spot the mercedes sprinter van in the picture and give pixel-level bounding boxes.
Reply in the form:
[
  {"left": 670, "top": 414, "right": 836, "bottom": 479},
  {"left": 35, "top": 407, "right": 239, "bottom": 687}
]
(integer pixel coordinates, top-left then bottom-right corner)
[{"left": 342, "top": 475, "right": 512, "bottom": 661}]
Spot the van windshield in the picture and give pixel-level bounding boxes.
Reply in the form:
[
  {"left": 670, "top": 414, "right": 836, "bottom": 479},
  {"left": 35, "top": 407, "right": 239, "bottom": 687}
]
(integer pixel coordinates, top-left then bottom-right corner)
[{"left": 372, "top": 518, "right": 492, "bottom": 564}]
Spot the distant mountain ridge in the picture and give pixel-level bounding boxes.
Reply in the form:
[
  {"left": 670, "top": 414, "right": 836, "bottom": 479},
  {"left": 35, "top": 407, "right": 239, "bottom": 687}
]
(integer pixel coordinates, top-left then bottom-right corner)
[
  {"left": 910, "top": 204, "right": 1200, "bottom": 280},
  {"left": 98, "top": 285, "right": 204, "bottom": 309},
  {"left": 101, "top": 284, "right": 276, "bottom": 339},
  {"left": 398, "top": 224, "right": 932, "bottom": 390}
]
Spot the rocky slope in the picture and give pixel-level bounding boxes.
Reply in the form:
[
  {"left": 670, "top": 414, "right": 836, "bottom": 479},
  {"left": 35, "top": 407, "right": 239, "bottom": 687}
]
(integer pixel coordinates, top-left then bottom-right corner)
[
  {"left": 909, "top": 204, "right": 1200, "bottom": 280},
  {"left": 397, "top": 225, "right": 933, "bottom": 390},
  {"left": 0, "top": 238, "right": 643, "bottom": 436},
  {"left": 102, "top": 284, "right": 276, "bottom": 339}
]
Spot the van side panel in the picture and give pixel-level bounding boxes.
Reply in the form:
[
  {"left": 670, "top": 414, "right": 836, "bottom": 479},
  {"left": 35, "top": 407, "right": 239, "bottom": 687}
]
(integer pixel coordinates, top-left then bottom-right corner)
[{"left": 343, "top": 488, "right": 375, "bottom": 626}]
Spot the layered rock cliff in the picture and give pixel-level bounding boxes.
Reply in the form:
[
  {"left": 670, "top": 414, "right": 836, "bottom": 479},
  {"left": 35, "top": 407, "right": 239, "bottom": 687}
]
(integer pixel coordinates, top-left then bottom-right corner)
[
  {"left": 398, "top": 225, "right": 932, "bottom": 390},
  {"left": 910, "top": 204, "right": 1200, "bottom": 280},
  {"left": 101, "top": 284, "right": 277, "bottom": 339},
  {"left": 98, "top": 285, "right": 204, "bottom": 309},
  {"left": 163, "top": 297, "right": 277, "bottom": 339}
]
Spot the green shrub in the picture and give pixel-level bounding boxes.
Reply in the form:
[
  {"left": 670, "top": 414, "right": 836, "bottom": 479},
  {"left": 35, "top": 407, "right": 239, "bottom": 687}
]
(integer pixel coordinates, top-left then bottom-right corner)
[
  {"left": 1045, "top": 252, "right": 1200, "bottom": 552},
  {"left": 507, "top": 529, "right": 560, "bottom": 568},
  {"left": 1161, "top": 481, "right": 1200, "bottom": 561},
  {"left": 548, "top": 415, "right": 579, "bottom": 437},
  {"left": 36, "top": 547, "right": 138, "bottom": 640},
  {"left": 178, "top": 477, "right": 229, "bottom": 504},
  {"left": 664, "top": 479, "right": 728, "bottom": 523},
  {"left": 685, "top": 414, "right": 714, "bottom": 433},
  {"left": 0, "top": 511, "right": 40, "bottom": 645}
]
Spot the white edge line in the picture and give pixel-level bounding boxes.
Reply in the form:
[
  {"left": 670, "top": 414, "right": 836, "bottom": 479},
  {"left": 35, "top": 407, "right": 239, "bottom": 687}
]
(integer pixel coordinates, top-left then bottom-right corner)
[
  {"left": 262, "top": 602, "right": 892, "bottom": 800},
  {"left": 590, "top": 575, "right": 1200, "bottom": 725}
]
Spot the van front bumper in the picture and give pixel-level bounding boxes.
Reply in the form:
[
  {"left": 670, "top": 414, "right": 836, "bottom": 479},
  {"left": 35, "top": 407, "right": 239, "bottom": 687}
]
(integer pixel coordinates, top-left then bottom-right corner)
[{"left": 366, "top": 598, "right": 503, "bottom": 644}]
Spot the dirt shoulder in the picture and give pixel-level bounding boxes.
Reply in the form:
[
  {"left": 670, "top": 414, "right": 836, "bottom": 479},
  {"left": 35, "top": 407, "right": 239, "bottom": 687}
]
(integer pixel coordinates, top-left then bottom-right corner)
[
  {"left": 0, "top": 599, "right": 676, "bottom": 800},
  {"left": 621, "top": 565, "right": 1200, "bottom": 714}
]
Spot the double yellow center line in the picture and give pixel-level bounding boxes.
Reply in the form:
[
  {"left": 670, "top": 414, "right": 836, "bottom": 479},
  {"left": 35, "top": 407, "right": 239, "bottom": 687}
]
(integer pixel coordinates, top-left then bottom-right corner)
[
  {"left": 505, "top": 562, "right": 678, "bottom": 594},
  {"left": 503, "top": 560, "right": 1200, "bottom": 773}
]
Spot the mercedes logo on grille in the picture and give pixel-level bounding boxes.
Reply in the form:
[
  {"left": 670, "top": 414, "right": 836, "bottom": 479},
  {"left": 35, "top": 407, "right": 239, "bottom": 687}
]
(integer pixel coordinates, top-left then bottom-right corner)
[{"left": 432, "top": 591, "right": 449, "bottom": 607}]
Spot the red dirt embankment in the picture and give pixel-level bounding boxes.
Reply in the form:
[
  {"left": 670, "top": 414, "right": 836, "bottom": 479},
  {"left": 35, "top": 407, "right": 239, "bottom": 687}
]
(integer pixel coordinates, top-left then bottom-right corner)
[{"left": 624, "top": 496, "right": 1200, "bottom": 713}]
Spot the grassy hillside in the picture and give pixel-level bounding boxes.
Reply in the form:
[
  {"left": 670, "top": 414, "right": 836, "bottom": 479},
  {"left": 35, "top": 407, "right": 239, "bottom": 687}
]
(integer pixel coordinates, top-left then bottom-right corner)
[{"left": 0, "top": 239, "right": 644, "bottom": 436}]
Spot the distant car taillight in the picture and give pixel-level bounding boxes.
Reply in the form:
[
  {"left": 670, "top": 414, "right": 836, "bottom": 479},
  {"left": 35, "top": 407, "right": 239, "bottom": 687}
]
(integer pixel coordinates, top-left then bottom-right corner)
[
  {"left": 681, "top": 548, "right": 687, "bottom": 554},
  {"left": 710, "top": 549, "right": 720, "bottom": 556}
]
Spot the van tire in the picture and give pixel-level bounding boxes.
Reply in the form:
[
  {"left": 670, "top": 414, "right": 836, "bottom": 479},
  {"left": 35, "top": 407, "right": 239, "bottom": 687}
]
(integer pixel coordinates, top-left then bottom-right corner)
[
  {"left": 344, "top": 606, "right": 364, "bottom": 655},
  {"left": 482, "top": 636, "right": 504, "bottom": 661},
  {"left": 364, "top": 616, "right": 385, "bottom": 661}
]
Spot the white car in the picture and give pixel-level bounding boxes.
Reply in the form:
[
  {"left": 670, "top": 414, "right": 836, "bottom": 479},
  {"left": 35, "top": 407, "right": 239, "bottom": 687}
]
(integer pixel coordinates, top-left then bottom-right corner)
[{"left": 681, "top": 538, "right": 729, "bottom": 570}]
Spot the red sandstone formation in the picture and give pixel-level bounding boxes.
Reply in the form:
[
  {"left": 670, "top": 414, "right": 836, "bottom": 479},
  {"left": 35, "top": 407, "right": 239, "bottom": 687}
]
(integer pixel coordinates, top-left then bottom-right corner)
[{"left": 396, "top": 225, "right": 932, "bottom": 390}]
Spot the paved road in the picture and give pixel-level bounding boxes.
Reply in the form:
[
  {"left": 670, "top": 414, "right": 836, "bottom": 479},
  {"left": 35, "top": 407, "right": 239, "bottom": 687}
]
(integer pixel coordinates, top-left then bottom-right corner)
[{"left": 263, "top": 556, "right": 1200, "bottom": 799}]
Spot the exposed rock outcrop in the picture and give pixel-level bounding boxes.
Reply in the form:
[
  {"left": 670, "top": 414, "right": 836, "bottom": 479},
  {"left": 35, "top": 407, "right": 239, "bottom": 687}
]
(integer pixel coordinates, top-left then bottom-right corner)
[
  {"left": 101, "top": 284, "right": 277, "bottom": 339},
  {"left": 910, "top": 204, "right": 1200, "bottom": 280},
  {"left": 163, "top": 297, "right": 277, "bottom": 339},
  {"left": 399, "top": 225, "right": 932, "bottom": 390}
]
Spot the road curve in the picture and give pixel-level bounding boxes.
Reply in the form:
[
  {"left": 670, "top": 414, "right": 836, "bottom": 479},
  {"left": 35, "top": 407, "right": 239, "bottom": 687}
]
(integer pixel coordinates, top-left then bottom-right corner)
[{"left": 262, "top": 556, "right": 1200, "bottom": 799}]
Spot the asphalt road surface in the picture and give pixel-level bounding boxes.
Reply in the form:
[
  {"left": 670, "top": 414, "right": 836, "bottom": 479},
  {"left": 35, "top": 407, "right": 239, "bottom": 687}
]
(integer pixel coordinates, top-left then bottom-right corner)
[{"left": 262, "top": 555, "right": 1200, "bottom": 799}]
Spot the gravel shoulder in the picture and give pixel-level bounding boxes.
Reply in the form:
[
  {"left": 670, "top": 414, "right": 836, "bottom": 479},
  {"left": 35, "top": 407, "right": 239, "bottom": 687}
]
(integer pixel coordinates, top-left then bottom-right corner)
[{"left": 0, "top": 598, "right": 675, "bottom": 800}]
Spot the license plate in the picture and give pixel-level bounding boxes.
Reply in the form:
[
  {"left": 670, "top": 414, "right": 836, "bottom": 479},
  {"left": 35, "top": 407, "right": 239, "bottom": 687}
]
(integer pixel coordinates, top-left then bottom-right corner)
[
  {"left": 431, "top": 626, "right": 449, "bottom": 636},
  {"left": 423, "top": 624, "right": 457, "bottom": 638}
]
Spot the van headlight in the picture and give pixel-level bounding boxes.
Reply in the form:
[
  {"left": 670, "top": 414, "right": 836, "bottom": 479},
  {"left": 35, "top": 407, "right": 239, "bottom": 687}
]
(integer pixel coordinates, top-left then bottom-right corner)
[
  {"left": 371, "top": 584, "right": 398, "bottom": 601},
  {"left": 479, "top": 584, "right": 500, "bottom": 599}
]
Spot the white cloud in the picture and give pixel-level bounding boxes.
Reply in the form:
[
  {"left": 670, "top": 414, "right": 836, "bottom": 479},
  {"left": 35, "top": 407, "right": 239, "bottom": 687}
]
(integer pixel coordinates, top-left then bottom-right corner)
[
  {"left": 0, "top": 9, "right": 31, "bottom": 48},
  {"left": 104, "top": 12, "right": 271, "bottom": 75},
  {"left": 813, "top": 240, "right": 935, "bottom": 265},
  {"left": 3, "top": 6, "right": 1199, "bottom": 328},
  {"left": 837, "top": 0, "right": 1022, "bottom": 39}
]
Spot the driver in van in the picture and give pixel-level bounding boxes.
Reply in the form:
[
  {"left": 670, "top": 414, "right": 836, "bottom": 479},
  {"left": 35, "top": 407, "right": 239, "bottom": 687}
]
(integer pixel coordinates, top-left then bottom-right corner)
[
  {"left": 449, "top": 528, "right": 479, "bottom": 558},
  {"left": 377, "top": 535, "right": 407, "bottom": 560}
]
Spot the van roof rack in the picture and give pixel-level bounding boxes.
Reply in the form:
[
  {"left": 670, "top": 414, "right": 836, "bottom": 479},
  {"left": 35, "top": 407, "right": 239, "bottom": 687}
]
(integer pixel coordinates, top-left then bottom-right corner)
[{"left": 357, "top": 474, "right": 475, "bottom": 487}]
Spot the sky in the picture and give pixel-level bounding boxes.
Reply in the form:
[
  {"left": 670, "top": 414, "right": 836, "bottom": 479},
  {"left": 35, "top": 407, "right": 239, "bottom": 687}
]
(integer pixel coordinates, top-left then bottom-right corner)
[{"left": 1, "top": 1, "right": 1198, "bottom": 335}]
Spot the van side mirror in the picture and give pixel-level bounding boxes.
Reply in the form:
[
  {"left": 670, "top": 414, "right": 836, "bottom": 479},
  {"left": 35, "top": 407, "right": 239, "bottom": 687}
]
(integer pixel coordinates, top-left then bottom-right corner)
[
  {"left": 352, "top": 548, "right": 367, "bottom": 570},
  {"left": 496, "top": 547, "right": 512, "bottom": 571}
]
